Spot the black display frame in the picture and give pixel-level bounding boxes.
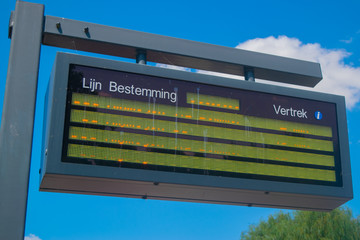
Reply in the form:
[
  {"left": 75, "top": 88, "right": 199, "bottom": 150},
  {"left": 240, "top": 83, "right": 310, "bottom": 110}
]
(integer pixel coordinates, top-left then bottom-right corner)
[{"left": 61, "top": 64, "right": 341, "bottom": 187}]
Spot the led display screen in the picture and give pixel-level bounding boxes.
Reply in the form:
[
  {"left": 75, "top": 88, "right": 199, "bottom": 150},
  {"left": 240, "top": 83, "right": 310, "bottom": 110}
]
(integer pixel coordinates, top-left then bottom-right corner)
[{"left": 62, "top": 64, "right": 341, "bottom": 187}]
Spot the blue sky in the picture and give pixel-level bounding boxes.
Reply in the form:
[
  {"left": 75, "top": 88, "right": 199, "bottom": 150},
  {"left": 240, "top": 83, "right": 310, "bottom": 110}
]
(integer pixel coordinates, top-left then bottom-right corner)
[{"left": 1, "top": 1, "right": 360, "bottom": 239}]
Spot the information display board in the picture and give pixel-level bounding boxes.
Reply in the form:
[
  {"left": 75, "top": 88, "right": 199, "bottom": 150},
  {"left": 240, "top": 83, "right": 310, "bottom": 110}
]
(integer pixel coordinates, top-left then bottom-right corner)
[{"left": 40, "top": 53, "right": 353, "bottom": 211}]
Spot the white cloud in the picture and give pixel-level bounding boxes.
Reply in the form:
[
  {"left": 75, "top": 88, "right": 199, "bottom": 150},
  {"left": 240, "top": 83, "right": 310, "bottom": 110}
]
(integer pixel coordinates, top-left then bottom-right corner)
[
  {"left": 156, "top": 63, "right": 192, "bottom": 72},
  {"left": 236, "top": 36, "right": 360, "bottom": 109},
  {"left": 24, "top": 234, "right": 42, "bottom": 240},
  {"left": 156, "top": 63, "right": 243, "bottom": 79},
  {"left": 196, "top": 69, "right": 244, "bottom": 80},
  {"left": 340, "top": 37, "right": 353, "bottom": 44}
]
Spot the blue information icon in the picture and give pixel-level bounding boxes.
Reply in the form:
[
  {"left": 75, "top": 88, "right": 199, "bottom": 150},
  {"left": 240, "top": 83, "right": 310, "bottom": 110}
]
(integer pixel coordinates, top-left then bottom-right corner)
[{"left": 315, "top": 111, "right": 323, "bottom": 120}]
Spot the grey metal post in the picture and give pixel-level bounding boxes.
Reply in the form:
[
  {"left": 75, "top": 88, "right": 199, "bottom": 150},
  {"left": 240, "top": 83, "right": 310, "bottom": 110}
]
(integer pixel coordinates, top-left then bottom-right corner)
[
  {"left": 0, "top": 2, "right": 44, "bottom": 240},
  {"left": 136, "top": 49, "right": 147, "bottom": 65},
  {"left": 244, "top": 67, "right": 255, "bottom": 82}
]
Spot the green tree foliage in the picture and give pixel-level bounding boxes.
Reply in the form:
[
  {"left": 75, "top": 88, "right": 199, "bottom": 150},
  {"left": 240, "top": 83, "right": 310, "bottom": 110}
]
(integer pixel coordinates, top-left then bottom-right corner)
[{"left": 241, "top": 207, "right": 360, "bottom": 240}]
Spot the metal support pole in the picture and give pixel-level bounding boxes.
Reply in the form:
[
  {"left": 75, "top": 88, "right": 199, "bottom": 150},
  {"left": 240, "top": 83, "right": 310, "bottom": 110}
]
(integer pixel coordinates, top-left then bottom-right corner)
[
  {"left": 0, "top": 2, "right": 44, "bottom": 239},
  {"left": 244, "top": 67, "right": 255, "bottom": 82},
  {"left": 136, "top": 49, "right": 147, "bottom": 65}
]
